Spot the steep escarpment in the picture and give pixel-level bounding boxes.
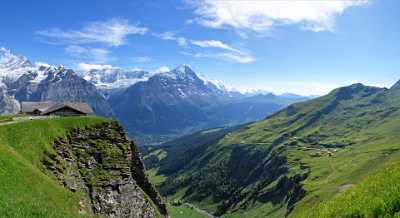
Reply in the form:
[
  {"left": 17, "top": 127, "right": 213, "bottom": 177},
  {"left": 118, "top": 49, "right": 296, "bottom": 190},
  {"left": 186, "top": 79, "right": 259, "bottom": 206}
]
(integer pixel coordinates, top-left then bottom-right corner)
[
  {"left": 0, "top": 85, "right": 19, "bottom": 114},
  {"left": 42, "top": 121, "right": 167, "bottom": 217}
]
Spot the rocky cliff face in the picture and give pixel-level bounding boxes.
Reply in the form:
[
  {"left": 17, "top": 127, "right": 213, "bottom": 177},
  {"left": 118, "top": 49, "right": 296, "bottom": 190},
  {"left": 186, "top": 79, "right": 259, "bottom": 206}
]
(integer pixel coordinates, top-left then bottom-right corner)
[
  {"left": 42, "top": 122, "right": 167, "bottom": 218},
  {"left": 0, "top": 83, "right": 19, "bottom": 114}
]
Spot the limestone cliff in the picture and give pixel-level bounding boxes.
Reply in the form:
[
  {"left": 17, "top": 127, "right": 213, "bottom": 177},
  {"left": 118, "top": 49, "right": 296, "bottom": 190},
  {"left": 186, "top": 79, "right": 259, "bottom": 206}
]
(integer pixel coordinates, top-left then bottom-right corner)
[{"left": 42, "top": 121, "right": 167, "bottom": 218}]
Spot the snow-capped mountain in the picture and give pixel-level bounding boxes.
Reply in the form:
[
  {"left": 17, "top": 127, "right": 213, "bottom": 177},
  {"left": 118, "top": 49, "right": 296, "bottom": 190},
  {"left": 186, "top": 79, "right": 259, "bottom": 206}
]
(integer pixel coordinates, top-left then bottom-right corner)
[
  {"left": 107, "top": 64, "right": 309, "bottom": 144},
  {"left": 8, "top": 66, "right": 113, "bottom": 116},
  {"left": 0, "top": 48, "right": 112, "bottom": 116},
  {"left": 0, "top": 47, "right": 309, "bottom": 145},
  {"left": 78, "top": 66, "right": 152, "bottom": 90},
  {"left": 0, "top": 47, "right": 58, "bottom": 86},
  {"left": 0, "top": 47, "right": 35, "bottom": 82},
  {"left": 78, "top": 64, "right": 232, "bottom": 95}
]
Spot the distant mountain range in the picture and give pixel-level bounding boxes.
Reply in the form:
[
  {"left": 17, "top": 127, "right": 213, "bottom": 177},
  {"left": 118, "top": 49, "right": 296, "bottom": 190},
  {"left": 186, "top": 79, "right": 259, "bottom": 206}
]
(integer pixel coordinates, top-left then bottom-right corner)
[{"left": 0, "top": 47, "right": 310, "bottom": 144}]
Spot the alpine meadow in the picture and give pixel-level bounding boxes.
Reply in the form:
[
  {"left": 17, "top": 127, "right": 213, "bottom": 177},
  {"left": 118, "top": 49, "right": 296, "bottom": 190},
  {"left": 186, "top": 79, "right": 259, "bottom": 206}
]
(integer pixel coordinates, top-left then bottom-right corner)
[{"left": 1, "top": 0, "right": 400, "bottom": 218}]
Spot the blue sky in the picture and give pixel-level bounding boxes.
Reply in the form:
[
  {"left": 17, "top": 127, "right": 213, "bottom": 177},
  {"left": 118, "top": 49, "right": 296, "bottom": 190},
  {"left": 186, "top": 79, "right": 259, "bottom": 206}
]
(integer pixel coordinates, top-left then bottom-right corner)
[{"left": 1, "top": 0, "right": 399, "bottom": 95}]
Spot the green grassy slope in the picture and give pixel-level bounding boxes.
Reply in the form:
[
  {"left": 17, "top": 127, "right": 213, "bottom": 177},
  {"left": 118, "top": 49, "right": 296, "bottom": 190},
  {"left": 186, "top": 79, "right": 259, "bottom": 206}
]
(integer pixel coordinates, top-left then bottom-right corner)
[
  {"left": 147, "top": 83, "right": 400, "bottom": 217},
  {"left": 0, "top": 116, "right": 108, "bottom": 217},
  {"left": 303, "top": 163, "right": 400, "bottom": 217},
  {"left": 168, "top": 205, "right": 207, "bottom": 218}
]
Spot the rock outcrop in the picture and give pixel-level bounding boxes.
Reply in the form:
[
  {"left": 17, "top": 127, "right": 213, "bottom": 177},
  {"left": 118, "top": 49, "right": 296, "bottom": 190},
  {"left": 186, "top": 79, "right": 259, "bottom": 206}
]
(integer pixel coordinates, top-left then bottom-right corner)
[
  {"left": 0, "top": 85, "right": 19, "bottom": 114},
  {"left": 42, "top": 121, "right": 167, "bottom": 218}
]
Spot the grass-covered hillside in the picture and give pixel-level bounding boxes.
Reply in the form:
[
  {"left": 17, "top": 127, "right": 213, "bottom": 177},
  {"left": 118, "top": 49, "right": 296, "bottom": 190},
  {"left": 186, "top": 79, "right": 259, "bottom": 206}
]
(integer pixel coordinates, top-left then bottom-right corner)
[
  {"left": 305, "top": 163, "right": 400, "bottom": 217},
  {"left": 0, "top": 116, "right": 107, "bottom": 217},
  {"left": 146, "top": 82, "right": 400, "bottom": 217}
]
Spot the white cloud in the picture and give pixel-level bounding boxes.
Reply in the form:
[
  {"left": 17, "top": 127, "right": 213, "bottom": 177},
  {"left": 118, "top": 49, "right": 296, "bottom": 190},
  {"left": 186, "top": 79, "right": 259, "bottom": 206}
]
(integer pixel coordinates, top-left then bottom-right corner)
[
  {"left": 36, "top": 18, "right": 148, "bottom": 47},
  {"left": 65, "top": 46, "right": 109, "bottom": 63},
  {"left": 183, "top": 39, "right": 254, "bottom": 63},
  {"left": 177, "top": 37, "right": 188, "bottom": 47},
  {"left": 34, "top": 62, "right": 51, "bottom": 68},
  {"left": 152, "top": 66, "right": 170, "bottom": 74},
  {"left": 132, "top": 56, "right": 152, "bottom": 63},
  {"left": 191, "top": 40, "right": 241, "bottom": 53},
  {"left": 157, "top": 32, "right": 254, "bottom": 63},
  {"left": 77, "top": 63, "right": 114, "bottom": 71},
  {"left": 157, "top": 32, "right": 188, "bottom": 47},
  {"left": 65, "top": 45, "right": 88, "bottom": 56},
  {"left": 182, "top": 51, "right": 254, "bottom": 64},
  {"left": 188, "top": 0, "right": 368, "bottom": 32},
  {"left": 217, "top": 52, "right": 254, "bottom": 64},
  {"left": 90, "top": 48, "right": 109, "bottom": 63}
]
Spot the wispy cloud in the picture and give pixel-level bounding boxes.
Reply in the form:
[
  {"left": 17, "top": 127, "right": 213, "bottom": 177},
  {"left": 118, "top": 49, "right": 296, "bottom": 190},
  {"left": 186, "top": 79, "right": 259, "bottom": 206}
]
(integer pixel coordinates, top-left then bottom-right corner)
[
  {"left": 182, "top": 51, "right": 254, "bottom": 64},
  {"left": 156, "top": 32, "right": 188, "bottom": 47},
  {"left": 77, "top": 63, "right": 114, "bottom": 71},
  {"left": 217, "top": 52, "right": 254, "bottom": 64},
  {"left": 157, "top": 32, "right": 254, "bottom": 63},
  {"left": 187, "top": 39, "right": 254, "bottom": 63},
  {"left": 36, "top": 18, "right": 148, "bottom": 47},
  {"left": 65, "top": 45, "right": 109, "bottom": 63},
  {"left": 187, "top": 0, "right": 368, "bottom": 32},
  {"left": 190, "top": 40, "right": 241, "bottom": 53},
  {"left": 152, "top": 66, "right": 171, "bottom": 74},
  {"left": 65, "top": 45, "right": 88, "bottom": 56},
  {"left": 132, "top": 56, "right": 152, "bottom": 63}
]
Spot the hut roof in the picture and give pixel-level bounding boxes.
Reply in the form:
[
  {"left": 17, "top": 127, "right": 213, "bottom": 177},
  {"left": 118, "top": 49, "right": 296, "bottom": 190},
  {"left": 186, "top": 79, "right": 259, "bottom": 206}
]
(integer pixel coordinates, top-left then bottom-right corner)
[
  {"left": 20, "top": 101, "right": 54, "bottom": 113},
  {"left": 20, "top": 101, "right": 94, "bottom": 115},
  {"left": 42, "top": 102, "right": 94, "bottom": 115}
]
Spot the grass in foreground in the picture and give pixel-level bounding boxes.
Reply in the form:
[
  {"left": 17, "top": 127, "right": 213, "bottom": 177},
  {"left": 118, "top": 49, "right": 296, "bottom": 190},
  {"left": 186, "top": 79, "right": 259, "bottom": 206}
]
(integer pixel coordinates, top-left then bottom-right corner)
[
  {"left": 302, "top": 163, "right": 400, "bottom": 217},
  {"left": 0, "top": 115, "right": 108, "bottom": 217}
]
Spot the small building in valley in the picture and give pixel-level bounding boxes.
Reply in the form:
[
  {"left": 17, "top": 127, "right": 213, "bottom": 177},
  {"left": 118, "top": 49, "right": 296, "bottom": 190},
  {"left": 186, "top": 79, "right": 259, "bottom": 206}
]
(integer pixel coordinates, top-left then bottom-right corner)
[{"left": 21, "top": 101, "right": 94, "bottom": 116}]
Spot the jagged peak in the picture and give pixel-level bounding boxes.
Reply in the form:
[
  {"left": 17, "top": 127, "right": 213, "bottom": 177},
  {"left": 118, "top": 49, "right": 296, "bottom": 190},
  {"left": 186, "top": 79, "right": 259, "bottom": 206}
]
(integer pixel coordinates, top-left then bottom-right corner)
[
  {"left": 155, "top": 64, "right": 198, "bottom": 81},
  {"left": 0, "top": 47, "right": 31, "bottom": 66},
  {"left": 171, "top": 64, "right": 195, "bottom": 76},
  {"left": 173, "top": 64, "right": 192, "bottom": 72},
  {"left": 0, "top": 47, "right": 34, "bottom": 81}
]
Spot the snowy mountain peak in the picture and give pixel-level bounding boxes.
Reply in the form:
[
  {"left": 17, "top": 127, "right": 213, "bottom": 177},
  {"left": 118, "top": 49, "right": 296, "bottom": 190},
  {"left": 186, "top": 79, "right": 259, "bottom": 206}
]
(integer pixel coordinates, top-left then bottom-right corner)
[
  {"left": 157, "top": 64, "right": 200, "bottom": 81},
  {"left": 0, "top": 47, "right": 34, "bottom": 81},
  {"left": 78, "top": 64, "right": 152, "bottom": 90},
  {"left": 172, "top": 64, "right": 195, "bottom": 75},
  {"left": 174, "top": 64, "right": 191, "bottom": 73}
]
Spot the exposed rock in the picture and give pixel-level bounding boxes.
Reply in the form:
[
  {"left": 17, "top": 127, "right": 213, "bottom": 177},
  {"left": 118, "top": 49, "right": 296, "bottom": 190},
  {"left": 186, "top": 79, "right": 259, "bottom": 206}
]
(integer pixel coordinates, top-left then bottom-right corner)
[
  {"left": 42, "top": 122, "right": 167, "bottom": 218},
  {"left": 0, "top": 84, "right": 19, "bottom": 114}
]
